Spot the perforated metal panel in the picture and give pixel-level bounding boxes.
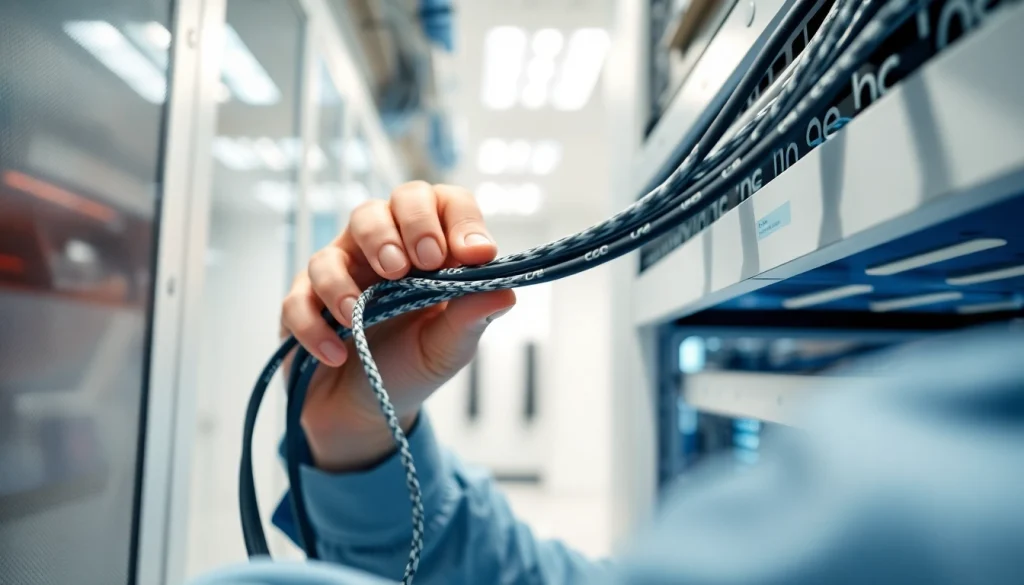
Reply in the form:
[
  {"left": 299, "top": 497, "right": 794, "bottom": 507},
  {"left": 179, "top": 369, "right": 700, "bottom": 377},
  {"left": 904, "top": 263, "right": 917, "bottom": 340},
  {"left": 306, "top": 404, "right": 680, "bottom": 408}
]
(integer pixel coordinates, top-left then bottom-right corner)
[{"left": 0, "top": 0, "right": 174, "bottom": 583}]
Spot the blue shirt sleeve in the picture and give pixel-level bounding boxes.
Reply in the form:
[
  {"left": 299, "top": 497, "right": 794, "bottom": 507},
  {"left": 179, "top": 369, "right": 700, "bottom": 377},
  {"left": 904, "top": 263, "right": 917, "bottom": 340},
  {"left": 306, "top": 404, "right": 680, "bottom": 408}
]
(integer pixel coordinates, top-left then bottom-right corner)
[{"left": 268, "top": 414, "right": 613, "bottom": 584}]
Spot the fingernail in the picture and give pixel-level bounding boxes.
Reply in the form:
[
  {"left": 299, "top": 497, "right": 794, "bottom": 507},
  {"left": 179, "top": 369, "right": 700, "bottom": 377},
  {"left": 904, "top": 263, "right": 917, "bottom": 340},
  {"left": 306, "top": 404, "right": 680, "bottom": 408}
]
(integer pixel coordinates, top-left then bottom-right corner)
[
  {"left": 416, "top": 237, "right": 444, "bottom": 267},
  {"left": 464, "top": 233, "right": 492, "bottom": 247},
  {"left": 485, "top": 307, "right": 512, "bottom": 324},
  {"left": 318, "top": 340, "right": 346, "bottom": 365},
  {"left": 378, "top": 244, "right": 407, "bottom": 274},
  {"left": 339, "top": 297, "right": 357, "bottom": 322}
]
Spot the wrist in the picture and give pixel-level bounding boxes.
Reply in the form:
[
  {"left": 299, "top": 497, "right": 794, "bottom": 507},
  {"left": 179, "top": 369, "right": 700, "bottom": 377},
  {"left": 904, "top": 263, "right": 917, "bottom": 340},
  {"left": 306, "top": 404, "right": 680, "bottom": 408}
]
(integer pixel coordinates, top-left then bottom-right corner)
[{"left": 305, "top": 410, "right": 420, "bottom": 473}]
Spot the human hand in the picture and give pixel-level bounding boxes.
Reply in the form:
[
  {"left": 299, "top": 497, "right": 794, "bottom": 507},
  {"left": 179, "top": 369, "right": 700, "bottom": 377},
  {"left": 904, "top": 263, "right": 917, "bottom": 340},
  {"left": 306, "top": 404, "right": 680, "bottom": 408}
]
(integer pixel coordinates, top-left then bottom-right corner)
[{"left": 280, "top": 182, "right": 515, "bottom": 472}]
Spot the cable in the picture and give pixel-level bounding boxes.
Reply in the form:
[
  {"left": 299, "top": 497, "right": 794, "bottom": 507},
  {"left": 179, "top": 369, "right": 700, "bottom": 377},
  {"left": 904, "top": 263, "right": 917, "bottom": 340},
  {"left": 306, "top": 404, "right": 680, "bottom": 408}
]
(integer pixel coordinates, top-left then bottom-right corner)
[{"left": 239, "top": 0, "right": 933, "bottom": 582}]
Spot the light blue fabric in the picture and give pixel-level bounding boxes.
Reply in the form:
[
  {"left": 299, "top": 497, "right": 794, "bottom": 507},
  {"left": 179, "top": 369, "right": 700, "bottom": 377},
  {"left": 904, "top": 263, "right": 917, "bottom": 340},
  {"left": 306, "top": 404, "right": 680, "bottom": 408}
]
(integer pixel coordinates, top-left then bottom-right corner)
[{"left": 191, "top": 326, "right": 1024, "bottom": 585}]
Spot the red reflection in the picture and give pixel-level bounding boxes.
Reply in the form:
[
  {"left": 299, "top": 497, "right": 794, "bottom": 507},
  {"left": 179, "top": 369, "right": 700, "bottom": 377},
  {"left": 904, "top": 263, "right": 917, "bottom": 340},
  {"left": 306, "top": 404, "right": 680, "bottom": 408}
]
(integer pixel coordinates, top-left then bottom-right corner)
[
  {"left": 0, "top": 254, "right": 25, "bottom": 274},
  {"left": 2, "top": 170, "right": 118, "bottom": 224}
]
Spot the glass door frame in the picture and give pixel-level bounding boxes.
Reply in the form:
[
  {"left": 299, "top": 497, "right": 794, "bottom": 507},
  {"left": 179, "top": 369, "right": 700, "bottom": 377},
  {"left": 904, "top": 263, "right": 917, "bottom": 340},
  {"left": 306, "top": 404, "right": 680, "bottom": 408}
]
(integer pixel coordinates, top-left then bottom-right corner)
[{"left": 146, "top": 0, "right": 409, "bottom": 582}]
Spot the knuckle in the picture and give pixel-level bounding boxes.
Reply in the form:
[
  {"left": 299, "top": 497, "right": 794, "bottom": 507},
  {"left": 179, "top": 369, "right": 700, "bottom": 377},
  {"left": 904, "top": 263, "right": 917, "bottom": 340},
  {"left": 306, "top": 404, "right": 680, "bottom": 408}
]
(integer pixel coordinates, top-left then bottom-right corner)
[
  {"left": 350, "top": 200, "right": 385, "bottom": 224},
  {"left": 392, "top": 180, "right": 431, "bottom": 200},
  {"left": 281, "top": 294, "right": 303, "bottom": 321},
  {"left": 399, "top": 207, "right": 439, "bottom": 229},
  {"left": 308, "top": 248, "right": 331, "bottom": 270},
  {"left": 447, "top": 215, "right": 483, "bottom": 232},
  {"left": 392, "top": 182, "right": 434, "bottom": 208},
  {"left": 417, "top": 339, "right": 457, "bottom": 381}
]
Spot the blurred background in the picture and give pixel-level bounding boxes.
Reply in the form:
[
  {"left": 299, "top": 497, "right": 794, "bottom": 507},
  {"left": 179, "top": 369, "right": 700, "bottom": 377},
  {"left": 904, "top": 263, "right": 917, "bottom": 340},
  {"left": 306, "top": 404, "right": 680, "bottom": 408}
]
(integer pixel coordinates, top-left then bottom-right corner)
[{"left": 2, "top": 0, "right": 1023, "bottom": 583}]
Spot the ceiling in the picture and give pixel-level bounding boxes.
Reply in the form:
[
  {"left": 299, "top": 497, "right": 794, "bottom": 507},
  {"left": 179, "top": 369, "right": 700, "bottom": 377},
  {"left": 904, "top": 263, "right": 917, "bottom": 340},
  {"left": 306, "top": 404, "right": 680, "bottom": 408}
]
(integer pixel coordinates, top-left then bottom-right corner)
[{"left": 446, "top": 0, "right": 616, "bottom": 230}]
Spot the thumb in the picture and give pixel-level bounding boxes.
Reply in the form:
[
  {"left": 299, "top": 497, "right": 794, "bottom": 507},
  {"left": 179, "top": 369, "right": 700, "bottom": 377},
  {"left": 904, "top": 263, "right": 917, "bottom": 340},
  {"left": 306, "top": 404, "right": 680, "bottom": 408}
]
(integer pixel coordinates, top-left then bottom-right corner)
[{"left": 417, "top": 289, "right": 516, "bottom": 374}]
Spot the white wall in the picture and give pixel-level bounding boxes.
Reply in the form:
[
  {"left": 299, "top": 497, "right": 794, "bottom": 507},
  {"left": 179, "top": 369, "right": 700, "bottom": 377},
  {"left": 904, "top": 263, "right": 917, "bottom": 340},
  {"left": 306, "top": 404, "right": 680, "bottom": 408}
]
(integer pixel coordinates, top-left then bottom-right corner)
[
  {"left": 185, "top": 206, "right": 299, "bottom": 579},
  {"left": 426, "top": 212, "right": 617, "bottom": 560}
]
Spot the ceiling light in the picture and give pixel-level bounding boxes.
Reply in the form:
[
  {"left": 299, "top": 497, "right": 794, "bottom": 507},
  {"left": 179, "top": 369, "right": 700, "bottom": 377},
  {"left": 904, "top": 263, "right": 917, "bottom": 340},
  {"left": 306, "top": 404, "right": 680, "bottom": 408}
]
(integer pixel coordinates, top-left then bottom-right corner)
[
  {"left": 525, "top": 57, "right": 556, "bottom": 83},
  {"left": 865, "top": 238, "right": 1007, "bottom": 276},
  {"left": 532, "top": 29, "right": 564, "bottom": 58},
  {"left": 506, "top": 140, "right": 532, "bottom": 173},
  {"left": 308, "top": 183, "right": 340, "bottom": 213},
  {"left": 306, "top": 145, "right": 327, "bottom": 172},
  {"left": 481, "top": 27, "right": 527, "bottom": 110},
  {"left": 516, "top": 183, "right": 543, "bottom": 215},
  {"left": 477, "top": 139, "right": 508, "bottom": 174},
  {"left": 869, "top": 291, "right": 963, "bottom": 312},
  {"left": 64, "top": 21, "right": 167, "bottom": 104},
  {"left": 946, "top": 263, "right": 1024, "bottom": 286},
  {"left": 124, "top": 21, "right": 171, "bottom": 70},
  {"left": 221, "top": 25, "right": 280, "bottom": 105},
  {"left": 339, "top": 139, "right": 371, "bottom": 175},
  {"left": 252, "top": 137, "right": 289, "bottom": 171},
  {"left": 475, "top": 182, "right": 504, "bottom": 215},
  {"left": 956, "top": 298, "right": 1024, "bottom": 314},
  {"left": 551, "top": 28, "right": 610, "bottom": 111},
  {"left": 212, "top": 136, "right": 260, "bottom": 171},
  {"left": 529, "top": 141, "right": 562, "bottom": 175},
  {"left": 254, "top": 180, "right": 295, "bottom": 214},
  {"left": 520, "top": 82, "right": 548, "bottom": 109},
  {"left": 474, "top": 182, "right": 544, "bottom": 216},
  {"left": 142, "top": 21, "right": 172, "bottom": 49},
  {"left": 340, "top": 181, "right": 371, "bottom": 209},
  {"left": 781, "top": 284, "right": 874, "bottom": 309}
]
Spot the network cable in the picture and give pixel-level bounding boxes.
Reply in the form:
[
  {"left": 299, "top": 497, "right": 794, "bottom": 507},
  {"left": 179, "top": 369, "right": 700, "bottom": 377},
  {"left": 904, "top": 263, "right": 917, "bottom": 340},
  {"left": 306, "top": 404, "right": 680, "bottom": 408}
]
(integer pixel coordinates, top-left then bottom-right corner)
[{"left": 239, "top": 0, "right": 934, "bottom": 582}]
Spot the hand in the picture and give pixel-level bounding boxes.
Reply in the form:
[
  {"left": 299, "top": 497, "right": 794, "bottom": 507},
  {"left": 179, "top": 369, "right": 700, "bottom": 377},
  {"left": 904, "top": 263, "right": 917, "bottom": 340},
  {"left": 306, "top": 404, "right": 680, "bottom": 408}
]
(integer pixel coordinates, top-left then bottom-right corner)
[{"left": 280, "top": 182, "right": 515, "bottom": 472}]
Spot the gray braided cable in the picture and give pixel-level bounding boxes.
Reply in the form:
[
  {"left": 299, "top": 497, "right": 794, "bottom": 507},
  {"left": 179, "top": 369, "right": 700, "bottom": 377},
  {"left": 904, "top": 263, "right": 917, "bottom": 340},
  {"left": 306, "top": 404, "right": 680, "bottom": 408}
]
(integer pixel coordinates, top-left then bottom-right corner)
[{"left": 350, "top": 283, "right": 425, "bottom": 585}]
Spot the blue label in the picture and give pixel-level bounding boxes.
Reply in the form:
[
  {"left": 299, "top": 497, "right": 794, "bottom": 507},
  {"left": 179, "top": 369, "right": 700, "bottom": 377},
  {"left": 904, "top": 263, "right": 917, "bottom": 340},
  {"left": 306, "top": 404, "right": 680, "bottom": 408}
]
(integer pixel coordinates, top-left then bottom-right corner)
[{"left": 756, "top": 201, "right": 791, "bottom": 241}]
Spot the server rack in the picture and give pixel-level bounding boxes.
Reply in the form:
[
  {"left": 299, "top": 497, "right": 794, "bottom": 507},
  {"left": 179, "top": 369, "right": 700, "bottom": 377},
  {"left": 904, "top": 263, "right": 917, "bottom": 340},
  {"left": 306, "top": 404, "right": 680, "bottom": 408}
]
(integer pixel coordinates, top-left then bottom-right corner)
[{"left": 606, "top": 0, "right": 1024, "bottom": 538}]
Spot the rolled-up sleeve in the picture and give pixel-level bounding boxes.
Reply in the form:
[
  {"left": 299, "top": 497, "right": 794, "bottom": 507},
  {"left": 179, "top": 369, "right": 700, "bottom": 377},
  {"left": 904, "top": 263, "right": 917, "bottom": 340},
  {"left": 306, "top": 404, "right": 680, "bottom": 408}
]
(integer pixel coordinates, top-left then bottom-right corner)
[{"left": 272, "top": 414, "right": 613, "bottom": 585}]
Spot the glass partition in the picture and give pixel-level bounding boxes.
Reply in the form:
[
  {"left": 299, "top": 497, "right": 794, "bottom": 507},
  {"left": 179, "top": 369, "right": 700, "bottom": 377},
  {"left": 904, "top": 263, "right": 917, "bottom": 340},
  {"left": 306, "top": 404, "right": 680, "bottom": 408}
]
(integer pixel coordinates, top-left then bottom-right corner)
[
  {"left": 312, "top": 56, "right": 345, "bottom": 250},
  {"left": 185, "top": 0, "right": 307, "bottom": 575},
  {"left": 0, "top": 0, "right": 173, "bottom": 583}
]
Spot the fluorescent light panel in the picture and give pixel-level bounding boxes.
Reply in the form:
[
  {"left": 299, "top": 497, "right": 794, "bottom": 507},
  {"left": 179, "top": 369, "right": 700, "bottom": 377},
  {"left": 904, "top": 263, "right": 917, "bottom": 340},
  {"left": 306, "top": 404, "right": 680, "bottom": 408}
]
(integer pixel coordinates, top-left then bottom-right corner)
[
  {"left": 481, "top": 27, "right": 527, "bottom": 110},
  {"left": 865, "top": 238, "right": 1007, "bottom": 276},
  {"left": 869, "top": 291, "right": 963, "bottom": 313},
  {"left": 530, "top": 141, "right": 562, "bottom": 175},
  {"left": 482, "top": 27, "right": 610, "bottom": 111},
  {"left": 221, "top": 25, "right": 280, "bottom": 105},
  {"left": 64, "top": 21, "right": 167, "bottom": 104},
  {"left": 476, "top": 139, "right": 562, "bottom": 176},
  {"left": 124, "top": 21, "right": 171, "bottom": 70},
  {"left": 551, "top": 28, "right": 610, "bottom": 111},
  {"left": 475, "top": 182, "right": 543, "bottom": 216},
  {"left": 213, "top": 136, "right": 327, "bottom": 173},
  {"left": 956, "top": 299, "right": 1024, "bottom": 314},
  {"left": 782, "top": 284, "right": 874, "bottom": 309},
  {"left": 946, "top": 263, "right": 1024, "bottom": 286}
]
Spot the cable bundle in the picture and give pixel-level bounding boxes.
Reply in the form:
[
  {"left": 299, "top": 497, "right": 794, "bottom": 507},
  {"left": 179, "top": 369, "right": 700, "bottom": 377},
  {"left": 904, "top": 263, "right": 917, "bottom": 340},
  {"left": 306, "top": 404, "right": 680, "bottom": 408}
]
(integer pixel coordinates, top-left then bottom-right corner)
[{"left": 239, "top": 0, "right": 931, "bottom": 582}]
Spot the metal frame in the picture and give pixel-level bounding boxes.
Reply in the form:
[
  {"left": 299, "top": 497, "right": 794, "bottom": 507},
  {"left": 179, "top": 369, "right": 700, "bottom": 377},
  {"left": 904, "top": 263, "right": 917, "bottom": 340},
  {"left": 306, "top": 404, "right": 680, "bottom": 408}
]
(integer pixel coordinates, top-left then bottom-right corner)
[
  {"left": 135, "top": 0, "right": 209, "bottom": 582},
  {"left": 682, "top": 371, "right": 818, "bottom": 425},
  {"left": 160, "top": 0, "right": 229, "bottom": 579}
]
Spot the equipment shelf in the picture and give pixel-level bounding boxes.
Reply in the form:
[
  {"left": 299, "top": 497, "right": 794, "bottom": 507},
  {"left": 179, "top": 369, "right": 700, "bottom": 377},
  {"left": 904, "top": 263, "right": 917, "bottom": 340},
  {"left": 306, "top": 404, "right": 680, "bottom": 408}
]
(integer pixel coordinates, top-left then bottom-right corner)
[{"left": 632, "top": 4, "right": 1024, "bottom": 330}]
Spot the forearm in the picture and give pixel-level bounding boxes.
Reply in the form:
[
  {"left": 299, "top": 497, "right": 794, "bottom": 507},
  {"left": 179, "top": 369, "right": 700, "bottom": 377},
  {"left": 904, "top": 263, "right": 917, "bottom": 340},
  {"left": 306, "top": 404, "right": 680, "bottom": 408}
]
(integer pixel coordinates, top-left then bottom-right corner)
[{"left": 273, "top": 414, "right": 614, "bottom": 585}]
